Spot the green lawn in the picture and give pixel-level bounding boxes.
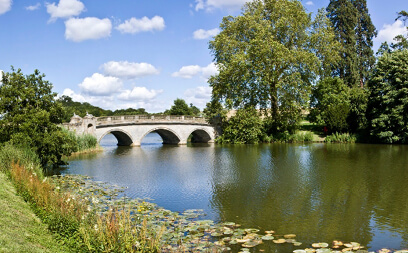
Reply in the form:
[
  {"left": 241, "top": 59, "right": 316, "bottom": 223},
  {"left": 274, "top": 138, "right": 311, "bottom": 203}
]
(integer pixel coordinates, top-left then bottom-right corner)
[
  {"left": 0, "top": 173, "right": 69, "bottom": 253},
  {"left": 299, "top": 120, "right": 326, "bottom": 142}
]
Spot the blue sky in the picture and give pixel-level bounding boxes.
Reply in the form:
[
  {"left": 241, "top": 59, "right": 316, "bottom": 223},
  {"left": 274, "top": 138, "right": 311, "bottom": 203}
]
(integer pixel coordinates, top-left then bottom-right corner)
[{"left": 0, "top": 0, "right": 407, "bottom": 112}]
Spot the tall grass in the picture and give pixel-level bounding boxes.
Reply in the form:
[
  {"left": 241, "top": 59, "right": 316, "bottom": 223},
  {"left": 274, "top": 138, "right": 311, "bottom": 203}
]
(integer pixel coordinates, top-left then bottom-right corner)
[
  {"left": 62, "top": 128, "right": 98, "bottom": 153},
  {"left": 272, "top": 131, "right": 315, "bottom": 143},
  {"left": 288, "top": 131, "right": 314, "bottom": 143},
  {"left": 0, "top": 144, "right": 163, "bottom": 252},
  {"left": 0, "top": 142, "right": 42, "bottom": 176},
  {"left": 325, "top": 132, "right": 356, "bottom": 143}
]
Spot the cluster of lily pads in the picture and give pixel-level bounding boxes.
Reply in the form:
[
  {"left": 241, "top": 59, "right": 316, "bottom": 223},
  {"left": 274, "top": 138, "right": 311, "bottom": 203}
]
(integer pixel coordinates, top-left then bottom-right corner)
[
  {"left": 51, "top": 174, "right": 408, "bottom": 253},
  {"left": 293, "top": 241, "right": 408, "bottom": 253}
]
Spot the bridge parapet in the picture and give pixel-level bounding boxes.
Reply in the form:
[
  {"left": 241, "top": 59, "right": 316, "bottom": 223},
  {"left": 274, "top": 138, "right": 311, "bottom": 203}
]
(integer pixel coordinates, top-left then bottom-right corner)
[{"left": 95, "top": 115, "right": 207, "bottom": 125}]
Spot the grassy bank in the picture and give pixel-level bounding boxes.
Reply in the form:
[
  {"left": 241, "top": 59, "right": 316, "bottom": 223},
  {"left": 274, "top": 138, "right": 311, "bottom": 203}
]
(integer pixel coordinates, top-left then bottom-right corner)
[{"left": 0, "top": 172, "right": 69, "bottom": 253}]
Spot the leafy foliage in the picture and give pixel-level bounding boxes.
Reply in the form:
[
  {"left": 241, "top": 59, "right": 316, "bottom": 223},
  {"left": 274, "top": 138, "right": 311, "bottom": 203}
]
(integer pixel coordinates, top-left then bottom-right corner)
[
  {"left": 367, "top": 49, "right": 408, "bottom": 143},
  {"left": 165, "top": 98, "right": 201, "bottom": 116},
  {"left": 310, "top": 77, "right": 351, "bottom": 133},
  {"left": 203, "top": 99, "right": 227, "bottom": 125},
  {"left": 327, "top": 0, "right": 376, "bottom": 87},
  {"left": 209, "top": 0, "right": 339, "bottom": 133},
  {"left": 325, "top": 132, "right": 356, "bottom": 143},
  {"left": 0, "top": 68, "right": 76, "bottom": 167},
  {"left": 58, "top": 95, "right": 112, "bottom": 122},
  {"left": 217, "top": 107, "right": 263, "bottom": 144}
]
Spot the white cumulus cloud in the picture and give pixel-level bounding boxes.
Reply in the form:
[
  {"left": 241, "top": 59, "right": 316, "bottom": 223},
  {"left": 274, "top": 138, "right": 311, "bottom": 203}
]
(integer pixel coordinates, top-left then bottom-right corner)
[
  {"left": 0, "top": 0, "right": 12, "bottom": 15},
  {"left": 116, "top": 16, "right": 165, "bottom": 34},
  {"left": 79, "top": 73, "right": 122, "bottom": 96},
  {"left": 201, "top": 62, "right": 218, "bottom": 79},
  {"left": 102, "top": 61, "right": 159, "bottom": 79},
  {"left": 193, "top": 28, "right": 220, "bottom": 40},
  {"left": 195, "top": 0, "right": 250, "bottom": 11},
  {"left": 184, "top": 86, "right": 212, "bottom": 108},
  {"left": 26, "top": 3, "right": 40, "bottom": 11},
  {"left": 62, "top": 88, "right": 166, "bottom": 112},
  {"left": 172, "top": 63, "right": 218, "bottom": 79},
  {"left": 65, "top": 17, "right": 112, "bottom": 42},
  {"left": 305, "top": 1, "right": 313, "bottom": 6},
  {"left": 62, "top": 88, "right": 118, "bottom": 110},
  {"left": 172, "top": 65, "right": 201, "bottom": 79},
  {"left": 118, "top": 87, "right": 163, "bottom": 101},
  {"left": 46, "top": 0, "right": 85, "bottom": 22},
  {"left": 376, "top": 20, "right": 408, "bottom": 44}
]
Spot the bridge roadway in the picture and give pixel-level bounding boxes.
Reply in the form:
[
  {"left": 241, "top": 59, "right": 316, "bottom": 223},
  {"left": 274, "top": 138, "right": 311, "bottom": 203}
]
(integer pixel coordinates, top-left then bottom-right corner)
[{"left": 64, "top": 114, "right": 216, "bottom": 146}]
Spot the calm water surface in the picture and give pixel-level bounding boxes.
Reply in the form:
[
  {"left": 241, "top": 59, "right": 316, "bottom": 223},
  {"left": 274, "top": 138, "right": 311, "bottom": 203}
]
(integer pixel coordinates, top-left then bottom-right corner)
[{"left": 62, "top": 133, "right": 408, "bottom": 252}]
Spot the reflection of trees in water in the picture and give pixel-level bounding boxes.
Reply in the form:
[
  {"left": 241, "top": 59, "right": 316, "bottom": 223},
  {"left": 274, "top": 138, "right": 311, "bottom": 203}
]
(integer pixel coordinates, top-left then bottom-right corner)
[{"left": 209, "top": 143, "right": 408, "bottom": 250}]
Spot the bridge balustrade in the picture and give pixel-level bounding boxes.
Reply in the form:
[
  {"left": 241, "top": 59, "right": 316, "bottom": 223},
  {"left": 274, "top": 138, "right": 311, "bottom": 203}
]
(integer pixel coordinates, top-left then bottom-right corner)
[{"left": 94, "top": 115, "right": 207, "bottom": 124}]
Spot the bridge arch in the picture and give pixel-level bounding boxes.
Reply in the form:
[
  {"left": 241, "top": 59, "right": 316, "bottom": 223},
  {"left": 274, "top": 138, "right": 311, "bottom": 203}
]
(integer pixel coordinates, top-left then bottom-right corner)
[
  {"left": 141, "top": 127, "right": 182, "bottom": 145},
  {"left": 189, "top": 128, "right": 213, "bottom": 143},
  {"left": 99, "top": 128, "right": 134, "bottom": 146}
]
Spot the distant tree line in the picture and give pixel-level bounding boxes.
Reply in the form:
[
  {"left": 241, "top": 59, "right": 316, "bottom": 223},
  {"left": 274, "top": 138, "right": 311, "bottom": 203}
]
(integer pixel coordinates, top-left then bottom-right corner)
[{"left": 204, "top": 0, "right": 408, "bottom": 144}]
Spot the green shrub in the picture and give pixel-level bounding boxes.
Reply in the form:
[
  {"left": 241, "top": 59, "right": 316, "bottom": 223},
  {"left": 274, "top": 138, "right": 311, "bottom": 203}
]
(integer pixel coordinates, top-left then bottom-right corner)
[
  {"left": 325, "top": 132, "right": 356, "bottom": 143},
  {"left": 287, "top": 131, "right": 314, "bottom": 143},
  {"left": 219, "top": 107, "right": 263, "bottom": 144}
]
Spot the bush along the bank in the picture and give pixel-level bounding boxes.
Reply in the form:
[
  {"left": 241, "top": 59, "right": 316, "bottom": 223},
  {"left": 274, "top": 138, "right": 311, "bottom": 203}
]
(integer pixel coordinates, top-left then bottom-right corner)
[{"left": 325, "top": 132, "right": 357, "bottom": 143}]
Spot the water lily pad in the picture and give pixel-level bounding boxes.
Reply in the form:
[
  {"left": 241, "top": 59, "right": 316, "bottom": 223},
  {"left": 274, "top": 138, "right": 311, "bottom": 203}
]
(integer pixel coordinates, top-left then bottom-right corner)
[
  {"left": 304, "top": 248, "right": 316, "bottom": 253},
  {"left": 223, "top": 222, "right": 236, "bottom": 227},
  {"left": 265, "top": 230, "right": 275, "bottom": 234},
  {"left": 211, "top": 232, "right": 222, "bottom": 237},
  {"left": 316, "top": 249, "right": 331, "bottom": 253},
  {"left": 242, "top": 240, "right": 262, "bottom": 248},
  {"left": 293, "top": 242, "right": 303, "bottom": 247},
  {"left": 273, "top": 239, "right": 286, "bottom": 244},
  {"left": 223, "top": 229, "right": 233, "bottom": 235},
  {"left": 245, "top": 228, "right": 260, "bottom": 233},
  {"left": 261, "top": 235, "right": 275, "bottom": 240},
  {"left": 293, "top": 250, "right": 307, "bottom": 253},
  {"left": 284, "top": 234, "right": 296, "bottom": 239},
  {"left": 312, "top": 242, "right": 329, "bottom": 248},
  {"left": 229, "top": 239, "right": 238, "bottom": 245}
]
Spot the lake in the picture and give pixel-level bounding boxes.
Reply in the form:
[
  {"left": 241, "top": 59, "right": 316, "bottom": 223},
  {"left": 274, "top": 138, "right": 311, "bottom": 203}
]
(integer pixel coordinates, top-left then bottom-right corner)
[{"left": 61, "top": 133, "right": 408, "bottom": 252}]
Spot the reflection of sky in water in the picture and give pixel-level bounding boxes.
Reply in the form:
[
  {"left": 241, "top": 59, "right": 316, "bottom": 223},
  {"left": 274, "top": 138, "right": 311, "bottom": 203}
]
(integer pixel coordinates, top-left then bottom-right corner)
[
  {"left": 63, "top": 137, "right": 408, "bottom": 252},
  {"left": 368, "top": 216, "right": 403, "bottom": 250}
]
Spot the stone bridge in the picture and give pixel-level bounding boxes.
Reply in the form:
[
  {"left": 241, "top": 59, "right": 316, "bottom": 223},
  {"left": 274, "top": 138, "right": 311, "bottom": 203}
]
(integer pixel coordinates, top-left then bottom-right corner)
[{"left": 63, "top": 114, "right": 216, "bottom": 146}]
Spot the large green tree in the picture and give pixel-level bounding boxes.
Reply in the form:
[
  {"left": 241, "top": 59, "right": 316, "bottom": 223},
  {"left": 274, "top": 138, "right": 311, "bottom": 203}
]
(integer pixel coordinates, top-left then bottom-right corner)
[
  {"left": 327, "top": 0, "right": 376, "bottom": 87},
  {"left": 209, "top": 0, "right": 339, "bottom": 134},
  {"left": 0, "top": 68, "right": 76, "bottom": 167},
  {"left": 354, "top": 0, "right": 377, "bottom": 87},
  {"left": 367, "top": 50, "right": 408, "bottom": 143}
]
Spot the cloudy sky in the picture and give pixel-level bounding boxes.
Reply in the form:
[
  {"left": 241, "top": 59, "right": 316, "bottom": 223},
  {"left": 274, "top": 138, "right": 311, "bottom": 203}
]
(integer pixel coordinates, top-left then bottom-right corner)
[{"left": 0, "top": 0, "right": 407, "bottom": 112}]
